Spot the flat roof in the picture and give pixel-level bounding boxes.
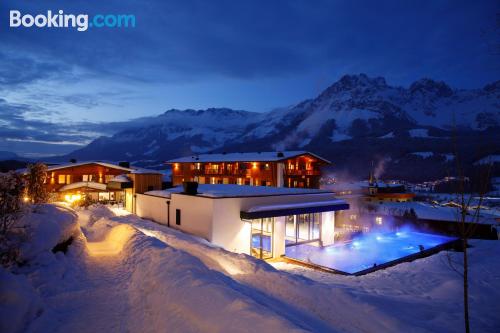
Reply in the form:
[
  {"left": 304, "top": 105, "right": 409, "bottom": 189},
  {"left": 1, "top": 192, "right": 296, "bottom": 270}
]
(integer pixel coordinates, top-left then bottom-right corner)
[
  {"left": 166, "top": 151, "right": 331, "bottom": 164},
  {"left": 241, "top": 200, "right": 349, "bottom": 219},
  {"left": 145, "top": 184, "right": 334, "bottom": 199}
]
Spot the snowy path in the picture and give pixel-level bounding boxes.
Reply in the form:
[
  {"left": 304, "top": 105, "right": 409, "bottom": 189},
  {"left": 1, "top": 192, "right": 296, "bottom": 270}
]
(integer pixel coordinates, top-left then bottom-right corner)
[{"left": 19, "top": 205, "right": 500, "bottom": 333}]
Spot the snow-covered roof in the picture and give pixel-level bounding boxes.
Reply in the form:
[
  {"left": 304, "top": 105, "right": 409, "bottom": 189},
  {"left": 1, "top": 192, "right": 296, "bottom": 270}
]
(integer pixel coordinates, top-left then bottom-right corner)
[
  {"left": 110, "top": 175, "right": 132, "bottom": 183},
  {"left": 128, "top": 167, "right": 162, "bottom": 174},
  {"left": 17, "top": 161, "right": 163, "bottom": 175},
  {"left": 145, "top": 184, "right": 334, "bottom": 198},
  {"left": 58, "top": 181, "right": 107, "bottom": 192},
  {"left": 246, "top": 199, "right": 348, "bottom": 213},
  {"left": 166, "top": 151, "right": 331, "bottom": 164},
  {"left": 17, "top": 161, "right": 134, "bottom": 174},
  {"left": 378, "top": 201, "right": 500, "bottom": 225}
]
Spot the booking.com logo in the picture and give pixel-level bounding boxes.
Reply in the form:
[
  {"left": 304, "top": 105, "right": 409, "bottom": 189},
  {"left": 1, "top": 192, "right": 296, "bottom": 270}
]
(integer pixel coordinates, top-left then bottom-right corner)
[{"left": 9, "top": 10, "right": 136, "bottom": 32}]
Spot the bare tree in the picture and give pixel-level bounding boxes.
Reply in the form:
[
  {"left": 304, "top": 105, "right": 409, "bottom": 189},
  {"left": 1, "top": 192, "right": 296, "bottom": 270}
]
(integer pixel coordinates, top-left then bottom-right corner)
[
  {"left": 446, "top": 139, "right": 493, "bottom": 333},
  {"left": 26, "top": 163, "right": 48, "bottom": 204},
  {"left": 0, "top": 171, "right": 26, "bottom": 267}
]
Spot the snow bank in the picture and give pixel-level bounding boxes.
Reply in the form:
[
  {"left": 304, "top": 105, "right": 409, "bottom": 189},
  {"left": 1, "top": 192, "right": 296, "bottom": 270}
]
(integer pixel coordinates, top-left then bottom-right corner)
[
  {"left": 121, "top": 213, "right": 403, "bottom": 332},
  {"left": 19, "top": 204, "right": 79, "bottom": 261},
  {"left": 0, "top": 268, "right": 41, "bottom": 333}
]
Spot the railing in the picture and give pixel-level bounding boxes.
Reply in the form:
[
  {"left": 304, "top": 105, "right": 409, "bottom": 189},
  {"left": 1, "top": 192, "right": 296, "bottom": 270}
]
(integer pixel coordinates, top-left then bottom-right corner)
[{"left": 285, "top": 170, "right": 321, "bottom": 176}]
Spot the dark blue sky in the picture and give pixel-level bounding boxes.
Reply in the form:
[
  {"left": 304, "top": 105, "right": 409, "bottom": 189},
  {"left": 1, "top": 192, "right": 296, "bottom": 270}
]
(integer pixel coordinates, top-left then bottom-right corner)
[{"left": 0, "top": 0, "right": 498, "bottom": 157}]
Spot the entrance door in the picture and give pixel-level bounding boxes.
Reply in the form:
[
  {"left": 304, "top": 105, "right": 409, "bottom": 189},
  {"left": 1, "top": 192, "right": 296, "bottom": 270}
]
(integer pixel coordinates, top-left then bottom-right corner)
[{"left": 251, "top": 218, "right": 274, "bottom": 259}]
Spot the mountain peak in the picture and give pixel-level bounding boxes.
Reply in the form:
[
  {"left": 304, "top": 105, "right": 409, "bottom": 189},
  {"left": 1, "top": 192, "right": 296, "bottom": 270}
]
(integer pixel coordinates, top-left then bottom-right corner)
[
  {"left": 409, "top": 78, "right": 453, "bottom": 97},
  {"left": 319, "top": 74, "right": 388, "bottom": 98}
]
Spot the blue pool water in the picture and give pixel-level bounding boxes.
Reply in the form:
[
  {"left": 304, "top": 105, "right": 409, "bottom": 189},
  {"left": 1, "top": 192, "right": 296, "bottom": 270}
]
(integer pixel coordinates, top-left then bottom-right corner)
[
  {"left": 252, "top": 234, "right": 272, "bottom": 252},
  {"left": 285, "top": 230, "right": 457, "bottom": 274}
]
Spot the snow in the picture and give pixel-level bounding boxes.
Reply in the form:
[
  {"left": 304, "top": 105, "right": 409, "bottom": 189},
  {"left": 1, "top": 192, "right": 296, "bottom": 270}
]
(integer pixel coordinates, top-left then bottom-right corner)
[
  {"left": 379, "top": 132, "right": 394, "bottom": 138},
  {"left": 19, "top": 204, "right": 80, "bottom": 261},
  {"left": 109, "top": 174, "right": 131, "bottom": 182},
  {"left": 410, "top": 151, "right": 434, "bottom": 158},
  {"left": 146, "top": 184, "right": 334, "bottom": 198},
  {"left": 18, "top": 161, "right": 133, "bottom": 174},
  {"left": 246, "top": 199, "right": 347, "bottom": 213},
  {"left": 475, "top": 155, "right": 500, "bottom": 165},
  {"left": 409, "top": 128, "right": 430, "bottom": 138},
  {"left": 0, "top": 268, "right": 41, "bottom": 333},
  {"left": 273, "top": 239, "right": 500, "bottom": 333},
  {"left": 2, "top": 204, "right": 499, "bottom": 332},
  {"left": 377, "top": 201, "right": 499, "bottom": 225},
  {"left": 167, "top": 151, "right": 330, "bottom": 163},
  {"left": 330, "top": 131, "right": 352, "bottom": 142}
]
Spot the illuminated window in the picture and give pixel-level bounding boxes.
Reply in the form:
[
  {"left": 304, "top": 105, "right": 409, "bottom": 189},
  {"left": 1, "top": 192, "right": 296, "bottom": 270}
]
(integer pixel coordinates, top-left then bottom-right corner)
[
  {"left": 375, "top": 216, "right": 383, "bottom": 225},
  {"left": 105, "top": 175, "right": 114, "bottom": 183},
  {"left": 58, "top": 174, "right": 70, "bottom": 184}
]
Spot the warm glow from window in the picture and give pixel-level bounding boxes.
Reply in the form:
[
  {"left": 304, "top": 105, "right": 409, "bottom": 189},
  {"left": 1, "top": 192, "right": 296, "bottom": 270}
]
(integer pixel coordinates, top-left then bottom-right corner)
[
  {"left": 64, "top": 194, "right": 82, "bottom": 203},
  {"left": 23, "top": 196, "right": 29, "bottom": 202},
  {"left": 252, "top": 162, "right": 258, "bottom": 169},
  {"left": 174, "top": 163, "right": 179, "bottom": 170}
]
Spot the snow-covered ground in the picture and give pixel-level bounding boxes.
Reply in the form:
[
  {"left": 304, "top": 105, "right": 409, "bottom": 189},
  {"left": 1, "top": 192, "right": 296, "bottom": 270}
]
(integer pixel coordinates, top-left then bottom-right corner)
[{"left": 1, "top": 204, "right": 499, "bottom": 332}]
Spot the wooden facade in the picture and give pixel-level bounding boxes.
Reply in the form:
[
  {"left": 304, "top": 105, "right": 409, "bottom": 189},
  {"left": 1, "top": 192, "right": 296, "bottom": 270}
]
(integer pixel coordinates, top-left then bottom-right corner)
[
  {"left": 26, "top": 162, "right": 163, "bottom": 205},
  {"left": 169, "top": 153, "right": 327, "bottom": 189},
  {"left": 44, "top": 163, "right": 127, "bottom": 194}
]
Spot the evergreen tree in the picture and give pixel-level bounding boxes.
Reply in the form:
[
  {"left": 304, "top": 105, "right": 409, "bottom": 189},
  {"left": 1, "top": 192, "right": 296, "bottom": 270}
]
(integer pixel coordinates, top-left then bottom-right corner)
[{"left": 26, "top": 163, "right": 48, "bottom": 204}]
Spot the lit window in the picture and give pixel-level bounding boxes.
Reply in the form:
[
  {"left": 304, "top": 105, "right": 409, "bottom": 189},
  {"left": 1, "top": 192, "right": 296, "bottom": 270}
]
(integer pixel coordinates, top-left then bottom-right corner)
[
  {"left": 375, "top": 216, "right": 383, "bottom": 225},
  {"left": 58, "top": 175, "right": 66, "bottom": 184}
]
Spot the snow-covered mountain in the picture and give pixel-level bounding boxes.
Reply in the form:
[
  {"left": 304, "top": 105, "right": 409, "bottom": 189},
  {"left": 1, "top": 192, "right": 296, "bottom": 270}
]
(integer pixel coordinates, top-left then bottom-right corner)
[{"left": 65, "top": 74, "right": 499, "bottom": 180}]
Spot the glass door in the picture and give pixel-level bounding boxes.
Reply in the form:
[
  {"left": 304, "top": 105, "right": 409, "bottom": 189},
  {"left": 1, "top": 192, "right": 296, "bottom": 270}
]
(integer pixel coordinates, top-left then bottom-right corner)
[
  {"left": 285, "top": 213, "right": 320, "bottom": 246},
  {"left": 251, "top": 218, "right": 274, "bottom": 259}
]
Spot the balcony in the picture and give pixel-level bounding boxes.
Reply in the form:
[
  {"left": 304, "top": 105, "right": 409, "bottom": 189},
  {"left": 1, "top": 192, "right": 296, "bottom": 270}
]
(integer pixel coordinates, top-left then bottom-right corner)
[{"left": 285, "top": 169, "right": 320, "bottom": 176}]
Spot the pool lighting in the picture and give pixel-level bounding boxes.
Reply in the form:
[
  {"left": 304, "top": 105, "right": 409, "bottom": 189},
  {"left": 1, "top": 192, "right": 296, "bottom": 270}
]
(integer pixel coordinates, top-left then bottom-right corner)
[
  {"left": 376, "top": 236, "right": 382, "bottom": 241},
  {"left": 352, "top": 241, "right": 361, "bottom": 248}
]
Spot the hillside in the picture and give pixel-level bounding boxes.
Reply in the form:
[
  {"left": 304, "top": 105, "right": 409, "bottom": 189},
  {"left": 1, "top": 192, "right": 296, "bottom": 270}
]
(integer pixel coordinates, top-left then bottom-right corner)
[{"left": 64, "top": 74, "right": 500, "bottom": 181}]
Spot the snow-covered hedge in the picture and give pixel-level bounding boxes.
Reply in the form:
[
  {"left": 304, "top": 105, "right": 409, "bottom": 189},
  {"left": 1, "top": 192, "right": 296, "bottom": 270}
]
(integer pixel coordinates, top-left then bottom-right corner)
[
  {"left": 0, "top": 267, "right": 42, "bottom": 333},
  {"left": 19, "top": 204, "right": 80, "bottom": 262}
]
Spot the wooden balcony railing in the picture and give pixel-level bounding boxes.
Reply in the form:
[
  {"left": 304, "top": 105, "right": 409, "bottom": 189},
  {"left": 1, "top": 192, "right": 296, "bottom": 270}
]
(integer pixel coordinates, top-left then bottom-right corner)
[{"left": 285, "top": 170, "right": 321, "bottom": 176}]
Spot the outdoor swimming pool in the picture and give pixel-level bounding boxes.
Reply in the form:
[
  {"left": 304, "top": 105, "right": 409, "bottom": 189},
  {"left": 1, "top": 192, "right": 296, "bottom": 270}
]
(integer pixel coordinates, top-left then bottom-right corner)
[{"left": 285, "top": 229, "right": 458, "bottom": 274}]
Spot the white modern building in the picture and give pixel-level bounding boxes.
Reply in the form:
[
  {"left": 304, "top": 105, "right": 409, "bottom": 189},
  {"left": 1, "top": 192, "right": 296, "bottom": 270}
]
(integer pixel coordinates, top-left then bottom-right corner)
[{"left": 135, "top": 184, "right": 349, "bottom": 259}]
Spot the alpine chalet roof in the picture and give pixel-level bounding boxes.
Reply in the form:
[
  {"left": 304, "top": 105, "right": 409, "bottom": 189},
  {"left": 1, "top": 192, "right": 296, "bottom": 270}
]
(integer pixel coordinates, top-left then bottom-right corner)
[
  {"left": 17, "top": 161, "right": 162, "bottom": 175},
  {"left": 166, "top": 151, "right": 331, "bottom": 164}
]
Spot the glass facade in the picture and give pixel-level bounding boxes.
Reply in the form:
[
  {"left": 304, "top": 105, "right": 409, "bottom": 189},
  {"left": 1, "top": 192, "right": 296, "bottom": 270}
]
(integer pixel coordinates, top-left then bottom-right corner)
[
  {"left": 285, "top": 213, "right": 320, "bottom": 245},
  {"left": 251, "top": 218, "right": 274, "bottom": 259}
]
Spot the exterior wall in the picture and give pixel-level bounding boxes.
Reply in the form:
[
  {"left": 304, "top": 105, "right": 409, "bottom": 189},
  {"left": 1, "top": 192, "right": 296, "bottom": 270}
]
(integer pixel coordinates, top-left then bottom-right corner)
[
  {"left": 128, "top": 173, "right": 163, "bottom": 194},
  {"left": 273, "top": 216, "right": 286, "bottom": 257},
  {"left": 134, "top": 190, "right": 343, "bottom": 256},
  {"left": 168, "top": 194, "right": 214, "bottom": 241},
  {"left": 135, "top": 194, "right": 169, "bottom": 224},
  {"left": 212, "top": 198, "right": 252, "bottom": 254},
  {"left": 321, "top": 211, "right": 335, "bottom": 246},
  {"left": 170, "top": 153, "right": 325, "bottom": 189},
  {"left": 125, "top": 189, "right": 134, "bottom": 213},
  {"left": 44, "top": 163, "right": 126, "bottom": 193}
]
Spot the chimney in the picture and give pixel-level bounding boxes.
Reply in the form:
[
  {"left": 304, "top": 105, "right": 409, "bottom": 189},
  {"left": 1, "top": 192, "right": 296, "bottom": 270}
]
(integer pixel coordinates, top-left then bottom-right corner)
[
  {"left": 182, "top": 181, "right": 198, "bottom": 195},
  {"left": 119, "top": 161, "right": 130, "bottom": 168}
]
